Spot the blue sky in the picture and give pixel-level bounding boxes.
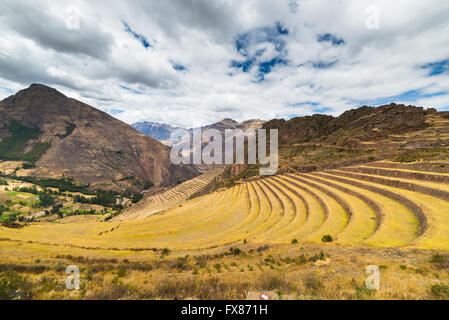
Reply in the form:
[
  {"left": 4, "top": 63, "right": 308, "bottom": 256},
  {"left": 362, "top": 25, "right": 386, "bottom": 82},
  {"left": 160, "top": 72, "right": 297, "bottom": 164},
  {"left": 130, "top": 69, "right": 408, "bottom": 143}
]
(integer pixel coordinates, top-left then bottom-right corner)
[{"left": 0, "top": 0, "right": 449, "bottom": 127}]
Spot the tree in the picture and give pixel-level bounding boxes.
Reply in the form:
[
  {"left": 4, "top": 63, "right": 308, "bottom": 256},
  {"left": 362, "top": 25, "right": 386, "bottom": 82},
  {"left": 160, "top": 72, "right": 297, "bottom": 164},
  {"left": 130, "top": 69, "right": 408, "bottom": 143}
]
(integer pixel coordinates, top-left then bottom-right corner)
[{"left": 38, "top": 192, "right": 55, "bottom": 207}]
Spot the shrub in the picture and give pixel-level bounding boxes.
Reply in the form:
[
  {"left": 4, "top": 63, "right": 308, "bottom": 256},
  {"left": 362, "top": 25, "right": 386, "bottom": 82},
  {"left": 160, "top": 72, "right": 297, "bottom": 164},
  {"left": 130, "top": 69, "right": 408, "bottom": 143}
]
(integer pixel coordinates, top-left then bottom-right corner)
[
  {"left": 0, "top": 271, "right": 33, "bottom": 300},
  {"left": 295, "top": 254, "right": 308, "bottom": 265},
  {"left": 321, "top": 235, "right": 333, "bottom": 243},
  {"left": 143, "top": 180, "right": 154, "bottom": 190},
  {"left": 429, "top": 284, "right": 449, "bottom": 299},
  {"left": 131, "top": 193, "right": 143, "bottom": 203},
  {"left": 152, "top": 278, "right": 197, "bottom": 299},
  {"left": 431, "top": 254, "right": 446, "bottom": 263},
  {"left": 86, "top": 278, "right": 139, "bottom": 300},
  {"left": 229, "top": 247, "right": 242, "bottom": 255},
  {"left": 257, "top": 272, "right": 289, "bottom": 291},
  {"left": 213, "top": 263, "right": 222, "bottom": 272},
  {"left": 39, "top": 192, "right": 55, "bottom": 207},
  {"left": 117, "top": 266, "right": 126, "bottom": 278},
  {"left": 256, "top": 245, "right": 270, "bottom": 252},
  {"left": 303, "top": 276, "right": 324, "bottom": 295},
  {"left": 291, "top": 239, "right": 298, "bottom": 244},
  {"left": 354, "top": 282, "right": 373, "bottom": 300},
  {"left": 308, "top": 251, "right": 325, "bottom": 262}
]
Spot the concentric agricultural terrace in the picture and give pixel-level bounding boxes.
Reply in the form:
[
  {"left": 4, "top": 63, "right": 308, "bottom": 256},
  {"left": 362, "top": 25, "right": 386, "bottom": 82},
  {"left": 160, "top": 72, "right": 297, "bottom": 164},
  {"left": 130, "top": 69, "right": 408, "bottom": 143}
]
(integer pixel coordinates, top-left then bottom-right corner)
[
  {"left": 113, "top": 168, "right": 223, "bottom": 221},
  {"left": 1, "top": 162, "right": 449, "bottom": 252}
]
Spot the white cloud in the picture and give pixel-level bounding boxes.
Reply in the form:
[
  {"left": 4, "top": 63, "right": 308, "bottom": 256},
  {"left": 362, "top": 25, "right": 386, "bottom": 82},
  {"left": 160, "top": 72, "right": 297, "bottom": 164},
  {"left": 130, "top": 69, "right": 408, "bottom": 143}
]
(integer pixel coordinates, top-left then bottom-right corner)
[{"left": 0, "top": 0, "right": 448, "bottom": 127}]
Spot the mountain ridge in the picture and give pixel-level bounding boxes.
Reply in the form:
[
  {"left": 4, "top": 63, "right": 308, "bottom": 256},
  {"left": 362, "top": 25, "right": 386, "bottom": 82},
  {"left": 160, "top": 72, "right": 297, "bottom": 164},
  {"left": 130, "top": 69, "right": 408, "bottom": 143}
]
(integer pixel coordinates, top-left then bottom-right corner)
[{"left": 0, "top": 84, "right": 199, "bottom": 192}]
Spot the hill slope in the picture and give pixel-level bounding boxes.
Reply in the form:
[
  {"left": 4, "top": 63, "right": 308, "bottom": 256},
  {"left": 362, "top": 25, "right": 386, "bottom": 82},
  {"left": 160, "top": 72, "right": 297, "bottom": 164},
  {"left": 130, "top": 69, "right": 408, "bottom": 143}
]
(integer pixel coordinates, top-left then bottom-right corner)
[
  {"left": 0, "top": 84, "right": 199, "bottom": 191},
  {"left": 261, "top": 103, "right": 448, "bottom": 173}
]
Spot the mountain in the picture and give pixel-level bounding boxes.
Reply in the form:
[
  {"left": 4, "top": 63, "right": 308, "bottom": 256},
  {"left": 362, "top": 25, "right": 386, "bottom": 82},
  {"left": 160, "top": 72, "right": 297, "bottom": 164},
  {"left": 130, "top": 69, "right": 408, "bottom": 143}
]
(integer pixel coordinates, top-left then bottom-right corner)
[
  {"left": 132, "top": 118, "right": 266, "bottom": 143},
  {"left": 264, "top": 103, "right": 436, "bottom": 146},
  {"left": 199, "top": 118, "right": 265, "bottom": 132},
  {"left": 131, "top": 122, "right": 182, "bottom": 141},
  {"left": 132, "top": 118, "right": 266, "bottom": 169},
  {"left": 0, "top": 84, "right": 199, "bottom": 191},
  {"left": 193, "top": 118, "right": 265, "bottom": 171}
]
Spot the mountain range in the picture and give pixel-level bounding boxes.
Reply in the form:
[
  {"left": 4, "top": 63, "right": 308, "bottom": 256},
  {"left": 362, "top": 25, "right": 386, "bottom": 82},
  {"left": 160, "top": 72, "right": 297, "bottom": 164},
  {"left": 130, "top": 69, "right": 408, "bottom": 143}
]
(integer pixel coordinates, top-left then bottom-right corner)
[
  {"left": 132, "top": 118, "right": 265, "bottom": 145},
  {"left": 1, "top": 84, "right": 448, "bottom": 193},
  {"left": 0, "top": 84, "right": 198, "bottom": 192}
]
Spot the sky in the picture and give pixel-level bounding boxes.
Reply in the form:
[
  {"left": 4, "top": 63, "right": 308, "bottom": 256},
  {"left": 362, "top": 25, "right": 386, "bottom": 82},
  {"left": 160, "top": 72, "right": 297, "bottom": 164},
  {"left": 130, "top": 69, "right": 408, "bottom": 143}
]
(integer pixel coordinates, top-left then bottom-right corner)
[{"left": 1, "top": 0, "right": 449, "bottom": 128}]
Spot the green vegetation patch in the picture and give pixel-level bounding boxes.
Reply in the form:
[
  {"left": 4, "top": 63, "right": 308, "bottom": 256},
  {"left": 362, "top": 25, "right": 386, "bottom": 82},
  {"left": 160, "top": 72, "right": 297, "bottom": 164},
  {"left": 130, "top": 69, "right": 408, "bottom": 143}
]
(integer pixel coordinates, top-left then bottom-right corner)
[
  {"left": 0, "top": 271, "right": 33, "bottom": 300},
  {"left": 56, "top": 121, "right": 76, "bottom": 139},
  {"left": 0, "top": 174, "right": 91, "bottom": 194},
  {"left": 429, "top": 284, "right": 449, "bottom": 300},
  {"left": 0, "top": 120, "right": 50, "bottom": 167},
  {"left": 75, "top": 191, "right": 118, "bottom": 207},
  {"left": 0, "top": 209, "right": 21, "bottom": 223}
]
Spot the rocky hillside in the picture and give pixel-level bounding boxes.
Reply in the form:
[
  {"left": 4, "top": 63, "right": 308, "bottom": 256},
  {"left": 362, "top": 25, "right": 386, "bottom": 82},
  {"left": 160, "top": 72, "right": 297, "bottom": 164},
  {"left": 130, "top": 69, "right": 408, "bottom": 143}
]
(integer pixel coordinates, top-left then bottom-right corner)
[
  {"left": 264, "top": 103, "right": 436, "bottom": 146},
  {"left": 0, "top": 84, "right": 199, "bottom": 191},
  {"left": 232, "top": 103, "right": 448, "bottom": 177}
]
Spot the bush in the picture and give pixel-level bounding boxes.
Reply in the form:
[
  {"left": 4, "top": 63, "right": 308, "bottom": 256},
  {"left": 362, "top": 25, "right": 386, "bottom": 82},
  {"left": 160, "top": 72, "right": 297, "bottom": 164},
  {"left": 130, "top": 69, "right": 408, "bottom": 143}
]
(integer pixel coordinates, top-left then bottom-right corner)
[
  {"left": 429, "top": 284, "right": 449, "bottom": 299},
  {"left": 131, "top": 193, "right": 143, "bottom": 204},
  {"left": 0, "top": 271, "right": 33, "bottom": 300},
  {"left": 321, "top": 235, "right": 333, "bottom": 243},
  {"left": 229, "top": 247, "right": 242, "bottom": 255},
  {"left": 117, "top": 267, "right": 127, "bottom": 278},
  {"left": 257, "top": 272, "right": 289, "bottom": 291},
  {"left": 309, "top": 251, "right": 326, "bottom": 262},
  {"left": 51, "top": 204, "right": 63, "bottom": 215},
  {"left": 303, "top": 276, "right": 324, "bottom": 295},
  {"left": 143, "top": 180, "right": 154, "bottom": 190},
  {"left": 431, "top": 254, "right": 446, "bottom": 263},
  {"left": 38, "top": 192, "right": 55, "bottom": 207},
  {"left": 291, "top": 239, "right": 298, "bottom": 244},
  {"left": 256, "top": 245, "right": 270, "bottom": 252}
]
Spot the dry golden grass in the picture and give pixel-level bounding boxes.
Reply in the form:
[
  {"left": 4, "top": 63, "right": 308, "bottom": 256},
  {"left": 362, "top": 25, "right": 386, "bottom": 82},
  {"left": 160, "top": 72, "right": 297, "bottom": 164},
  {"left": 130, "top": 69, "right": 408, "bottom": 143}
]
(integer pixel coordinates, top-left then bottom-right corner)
[{"left": 2, "top": 241, "right": 449, "bottom": 300}]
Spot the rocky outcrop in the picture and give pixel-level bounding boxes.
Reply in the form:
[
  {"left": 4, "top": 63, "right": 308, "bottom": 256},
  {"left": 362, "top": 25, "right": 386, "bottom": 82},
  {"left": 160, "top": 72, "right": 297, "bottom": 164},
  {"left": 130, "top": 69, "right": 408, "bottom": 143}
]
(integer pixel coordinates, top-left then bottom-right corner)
[{"left": 264, "top": 103, "right": 433, "bottom": 145}]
